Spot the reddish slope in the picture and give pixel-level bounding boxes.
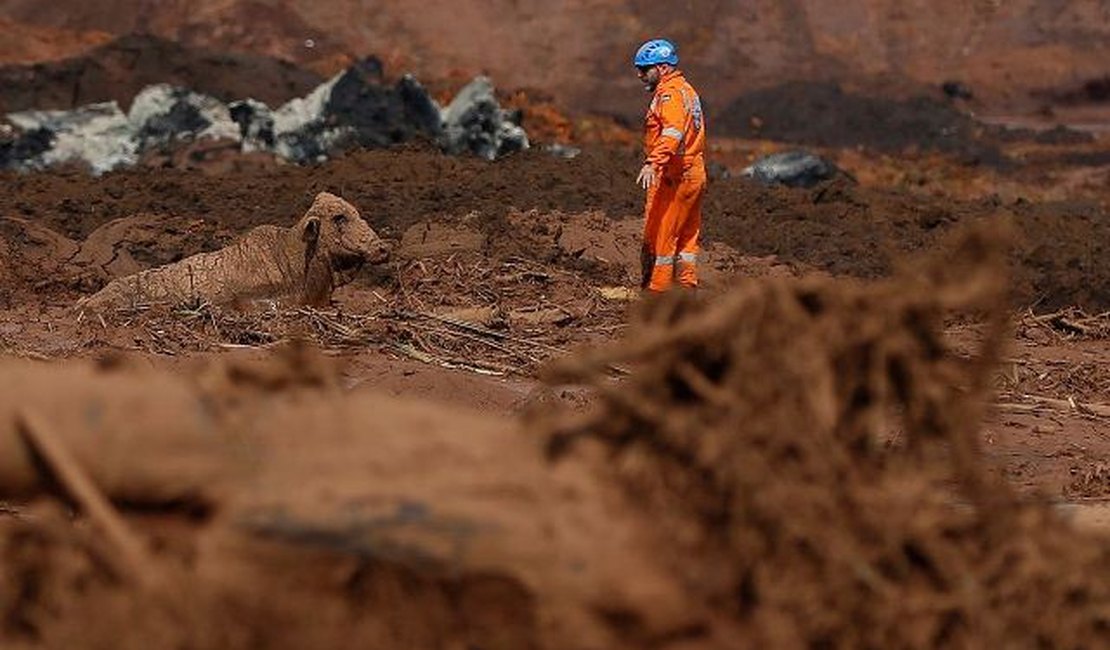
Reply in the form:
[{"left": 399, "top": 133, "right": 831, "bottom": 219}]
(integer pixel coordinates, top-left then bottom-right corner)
[
  {"left": 1, "top": 0, "right": 1107, "bottom": 118},
  {"left": 0, "top": 16, "right": 111, "bottom": 64}
]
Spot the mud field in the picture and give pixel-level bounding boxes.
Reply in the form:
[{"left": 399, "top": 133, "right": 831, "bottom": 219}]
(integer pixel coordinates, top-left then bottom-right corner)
[{"left": 3, "top": 15, "right": 1110, "bottom": 650}]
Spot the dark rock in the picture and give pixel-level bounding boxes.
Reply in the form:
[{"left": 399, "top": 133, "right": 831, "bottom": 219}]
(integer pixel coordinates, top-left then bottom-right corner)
[
  {"left": 228, "top": 99, "right": 276, "bottom": 150},
  {"left": 441, "top": 77, "right": 529, "bottom": 160},
  {"left": 1, "top": 59, "right": 528, "bottom": 172},
  {"left": 0, "top": 124, "right": 52, "bottom": 170},
  {"left": 271, "top": 58, "right": 445, "bottom": 163},
  {"left": 941, "top": 81, "right": 974, "bottom": 101},
  {"left": 128, "top": 85, "right": 230, "bottom": 152},
  {"left": 544, "top": 143, "right": 581, "bottom": 159},
  {"left": 324, "top": 59, "right": 437, "bottom": 148},
  {"left": 742, "top": 150, "right": 839, "bottom": 188},
  {"left": 707, "top": 160, "right": 731, "bottom": 181},
  {"left": 397, "top": 75, "right": 443, "bottom": 137}
]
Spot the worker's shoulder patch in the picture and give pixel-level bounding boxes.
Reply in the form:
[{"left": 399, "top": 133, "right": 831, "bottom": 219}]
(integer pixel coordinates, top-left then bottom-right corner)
[{"left": 658, "top": 93, "right": 672, "bottom": 103}]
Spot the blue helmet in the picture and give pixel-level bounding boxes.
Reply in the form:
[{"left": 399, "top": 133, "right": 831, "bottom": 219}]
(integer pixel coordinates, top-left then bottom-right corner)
[{"left": 633, "top": 38, "right": 679, "bottom": 67}]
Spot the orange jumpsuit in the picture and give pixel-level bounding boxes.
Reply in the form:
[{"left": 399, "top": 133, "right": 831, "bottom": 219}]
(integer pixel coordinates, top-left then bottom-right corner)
[{"left": 642, "top": 68, "right": 706, "bottom": 292}]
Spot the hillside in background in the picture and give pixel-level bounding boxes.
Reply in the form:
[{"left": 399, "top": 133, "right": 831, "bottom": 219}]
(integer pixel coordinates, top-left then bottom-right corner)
[{"left": 0, "top": 0, "right": 1108, "bottom": 122}]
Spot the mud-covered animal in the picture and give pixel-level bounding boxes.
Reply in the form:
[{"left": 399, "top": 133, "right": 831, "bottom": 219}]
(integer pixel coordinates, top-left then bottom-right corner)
[{"left": 77, "top": 192, "right": 390, "bottom": 313}]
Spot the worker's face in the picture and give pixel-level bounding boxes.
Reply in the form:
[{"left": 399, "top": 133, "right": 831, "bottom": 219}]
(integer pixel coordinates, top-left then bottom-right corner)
[{"left": 637, "top": 64, "right": 661, "bottom": 92}]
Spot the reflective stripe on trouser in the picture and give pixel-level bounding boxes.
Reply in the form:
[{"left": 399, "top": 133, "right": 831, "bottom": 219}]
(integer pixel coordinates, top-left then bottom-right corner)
[
  {"left": 642, "top": 171, "right": 705, "bottom": 291},
  {"left": 676, "top": 251, "right": 697, "bottom": 287}
]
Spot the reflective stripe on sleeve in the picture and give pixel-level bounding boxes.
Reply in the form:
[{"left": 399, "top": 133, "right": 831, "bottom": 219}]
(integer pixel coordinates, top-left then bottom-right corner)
[
  {"left": 677, "top": 89, "right": 692, "bottom": 153},
  {"left": 661, "top": 127, "right": 684, "bottom": 140},
  {"left": 654, "top": 255, "right": 676, "bottom": 265},
  {"left": 678, "top": 252, "right": 697, "bottom": 263}
]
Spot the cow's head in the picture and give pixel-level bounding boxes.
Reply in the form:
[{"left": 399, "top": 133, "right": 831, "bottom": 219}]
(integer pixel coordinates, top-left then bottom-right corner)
[{"left": 298, "top": 192, "right": 390, "bottom": 284}]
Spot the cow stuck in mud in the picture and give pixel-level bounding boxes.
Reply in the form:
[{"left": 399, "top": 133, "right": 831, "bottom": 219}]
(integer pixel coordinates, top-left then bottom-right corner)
[{"left": 76, "top": 192, "right": 390, "bottom": 313}]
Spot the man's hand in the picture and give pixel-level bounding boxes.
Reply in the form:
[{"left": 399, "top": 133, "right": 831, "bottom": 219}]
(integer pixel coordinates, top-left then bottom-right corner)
[{"left": 636, "top": 163, "right": 656, "bottom": 190}]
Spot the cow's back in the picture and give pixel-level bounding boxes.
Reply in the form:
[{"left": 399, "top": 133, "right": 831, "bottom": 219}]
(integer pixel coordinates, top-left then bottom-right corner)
[{"left": 78, "top": 225, "right": 301, "bottom": 313}]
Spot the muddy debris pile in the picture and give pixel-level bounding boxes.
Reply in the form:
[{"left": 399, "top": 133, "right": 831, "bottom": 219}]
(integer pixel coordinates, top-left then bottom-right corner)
[
  {"left": 718, "top": 81, "right": 1006, "bottom": 164},
  {"left": 0, "top": 56, "right": 528, "bottom": 173},
  {"left": 540, "top": 225, "right": 1110, "bottom": 647},
  {"left": 0, "top": 227, "right": 1108, "bottom": 648},
  {"left": 4, "top": 141, "right": 1110, "bottom": 312}
]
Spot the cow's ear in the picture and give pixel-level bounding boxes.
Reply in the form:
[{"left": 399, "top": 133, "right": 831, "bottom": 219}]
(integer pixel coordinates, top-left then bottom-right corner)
[{"left": 302, "top": 216, "right": 320, "bottom": 243}]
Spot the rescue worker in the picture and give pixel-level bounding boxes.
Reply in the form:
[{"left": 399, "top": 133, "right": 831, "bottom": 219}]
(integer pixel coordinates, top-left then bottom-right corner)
[{"left": 633, "top": 38, "right": 706, "bottom": 292}]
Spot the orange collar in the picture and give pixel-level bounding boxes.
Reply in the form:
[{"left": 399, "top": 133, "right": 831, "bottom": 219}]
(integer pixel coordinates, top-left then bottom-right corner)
[
  {"left": 660, "top": 68, "right": 682, "bottom": 83},
  {"left": 654, "top": 69, "right": 684, "bottom": 94}
]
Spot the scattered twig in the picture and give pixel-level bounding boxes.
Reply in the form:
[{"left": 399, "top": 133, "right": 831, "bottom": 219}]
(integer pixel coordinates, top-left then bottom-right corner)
[
  {"left": 0, "top": 502, "right": 27, "bottom": 519},
  {"left": 72, "top": 250, "right": 628, "bottom": 377},
  {"left": 407, "top": 309, "right": 510, "bottom": 340},
  {"left": 1021, "top": 307, "right": 1110, "bottom": 341},
  {"left": 389, "top": 342, "right": 437, "bottom": 365},
  {"left": 995, "top": 395, "right": 1110, "bottom": 419},
  {"left": 411, "top": 320, "right": 540, "bottom": 365}
]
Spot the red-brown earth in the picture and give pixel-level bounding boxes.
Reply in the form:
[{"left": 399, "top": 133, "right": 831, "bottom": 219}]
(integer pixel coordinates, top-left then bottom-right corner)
[{"left": 1, "top": 8, "right": 1110, "bottom": 648}]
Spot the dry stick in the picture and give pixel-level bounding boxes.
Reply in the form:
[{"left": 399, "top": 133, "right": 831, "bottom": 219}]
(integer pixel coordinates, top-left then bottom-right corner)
[
  {"left": 1025, "top": 308, "right": 1110, "bottom": 338},
  {"left": 188, "top": 264, "right": 196, "bottom": 305},
  {"left": 407, "top": 310, "right": 573, "bottom": 356},
  {"left": 1028, "top": 309, "right": 1068, "bottom": 323},
  {"left": 432, "top": 323, "right": 537, "bottom": 363},
  {"left": 389, "top": 342, "right": 438, "bottom": 365},
  {"left": 0, "top": 502, "right": 26, "bottom": 518},
  {"left": 995, "top": 395, "right": 1110, "bottom": 419},
  {"left": 439, "top": 357, "right": 514, "bottom": 376},
  {"left": 298, "top": 308, "right": 354, "bottom": 341},
  {"left": 406, "top": 309, "right": 511, "bottom": 339},
  {"left": 409, "top": 320, "right": 541, "bottom": 365},
  {"left": 15, "top": 410, "right": 162, "bottom": 591},
  {"left": 674, "top": 361, "right": 733, "bottom": 408}
]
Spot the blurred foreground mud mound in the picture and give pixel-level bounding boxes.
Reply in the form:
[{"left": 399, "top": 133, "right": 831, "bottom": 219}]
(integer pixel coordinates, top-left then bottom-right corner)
[
  {"left": 1, "top": 227, "right": 1109, "bottom": 649},
  {"left": 542, "top": 224, "right": 1110, "bottom": 647}
]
